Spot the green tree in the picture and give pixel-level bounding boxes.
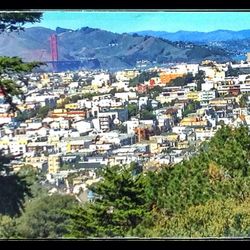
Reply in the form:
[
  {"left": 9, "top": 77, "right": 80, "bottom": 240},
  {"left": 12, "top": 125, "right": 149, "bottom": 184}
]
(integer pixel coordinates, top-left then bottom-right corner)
[
  {"left": 0, "top": 13, "right": 42, "bottom": 33},
  {"left": 143, "top": 198, "right": 250, "bottom": 237},
  {"left": 140, "top": 110, "right": 156, "bottom": 120},
  {"left": 158, "top": 125, "right": 249, "bottom": 235},
  {"left": 0, "top": 12, "right": 42, "bottom": 109},
  {"left": 207, "top": 125, "right": 250, "bottom": 177},
  {"left": 17, "top": 165, "right": 48, "bottom": 198},
  {"left": 0, "top": 57, "right": 42, "bottom": 112},
  {"left": 168, "top": 73, "right": 194, "bottom": 87},
  {"left": 239, "top": 94, "right": 249, "bottom": 108},
  {"left": 70, "top": 94, "right": 83, "bottom": 103},
  {"left": 168, "top": 77, "right": 186, "bottom": 87},
  {"left": 182, "top": 100, "right": 200, "bottom": 117},
  {"left": 56, "top": 96, "right": 71, "bottom": 109},
  {"left": 0, "top": 163, "right": 47, "bottom": 217},
  {"left": 15, "top": 110, "right": 30, "bottom": 122},
  {"left": 0, "top": 13, "right": 43, "bottom": 111},
  {"left": 129, "top": 71, "right": 158, "bottom": 87},
  {"left": 15, "top": 194, "right": 76, "bottom": 239},
  {"left": 37, "top": 105, "right": 50, "bottom": 119},
  {"left": 0, "top": 174, "right": 31, "bottom": 217},
  {"left": 0, "top": 215, "right": 17, "bottom": 239},
  {"left": 143, "top": 126, "right": 250, "bottom": 216},
  {"left": 0, "top": 12, "right": 43, "bottom": 218},
  {"left": 15, "top": 109, "right": 37, "bottom": 122},
  {"left": 66, "top": 165, "right": 150, "bottom": 238},
  {"left": 17, "top": 165, "right": 38, "bottom": 185},
  {"left": 148, "top": 85, "right": 164, "bottom": 99},
  {"left": 127, "top": 103, "right": 138, "bottom": 119},
  {"left": 82, "top": 92, "right": 99, "bottom": 100},
  {"left": 194, "top": 70, "right": 205, "bottom": 90}
]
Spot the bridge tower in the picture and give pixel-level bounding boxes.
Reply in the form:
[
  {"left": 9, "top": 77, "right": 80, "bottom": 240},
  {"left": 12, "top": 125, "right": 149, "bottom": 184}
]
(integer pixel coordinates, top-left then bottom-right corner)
[{"left": 50, "top": 34, "right": 58, "bottom": 72}]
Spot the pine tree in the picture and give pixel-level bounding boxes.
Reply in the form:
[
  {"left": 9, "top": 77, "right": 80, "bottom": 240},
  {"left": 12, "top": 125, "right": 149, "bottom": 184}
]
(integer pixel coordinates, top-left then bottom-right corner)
[
  {"left": 0, "top": 13, "right": 42, "bottom": 33},
  {"left": 0, "top": 57, "right": 42, "bottom": 112},
  {"left": 66, "top": 164, "right": 150, "bottom": 238}
]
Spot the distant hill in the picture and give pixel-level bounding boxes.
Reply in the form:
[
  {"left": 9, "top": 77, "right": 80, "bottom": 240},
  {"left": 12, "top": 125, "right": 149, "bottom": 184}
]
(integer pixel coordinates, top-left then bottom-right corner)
[
  {"left": 0, "top": 26, "right": 232, "bottom": 71},
  {"left": 134, "top": 29, "right": 250, "bottom": 43}
]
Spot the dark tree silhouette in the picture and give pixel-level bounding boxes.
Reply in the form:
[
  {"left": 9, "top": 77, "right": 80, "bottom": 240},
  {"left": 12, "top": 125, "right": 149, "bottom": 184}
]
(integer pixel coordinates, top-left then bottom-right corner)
[
  {"left": 0, "top": 13, "right": 42, "bottom": 33},
  {"left": 0, "top": 12, "right": 43, "bottom": 217}
]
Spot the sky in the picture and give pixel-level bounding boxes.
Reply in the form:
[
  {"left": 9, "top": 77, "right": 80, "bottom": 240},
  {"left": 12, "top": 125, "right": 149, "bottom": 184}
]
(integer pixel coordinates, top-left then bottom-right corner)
[{"left": 24, "top": 11, "right": 250, "bottom": 33}]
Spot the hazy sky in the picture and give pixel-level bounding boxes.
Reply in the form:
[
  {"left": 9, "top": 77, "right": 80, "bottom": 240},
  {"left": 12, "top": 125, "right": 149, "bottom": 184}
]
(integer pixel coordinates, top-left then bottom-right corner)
[{"left": 25, "top": 11, "right": 250, "bottom": 33}]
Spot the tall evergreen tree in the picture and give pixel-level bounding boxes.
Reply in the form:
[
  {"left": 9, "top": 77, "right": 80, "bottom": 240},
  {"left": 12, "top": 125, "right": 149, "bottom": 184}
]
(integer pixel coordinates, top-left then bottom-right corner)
[{"left": 66, "top": 164, "right": 150, "bottom": 238}]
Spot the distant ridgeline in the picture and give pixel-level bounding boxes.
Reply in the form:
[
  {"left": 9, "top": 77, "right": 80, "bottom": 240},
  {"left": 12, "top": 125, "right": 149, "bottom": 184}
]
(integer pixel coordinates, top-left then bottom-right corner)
[{"left": 0, "top": 26, "right": 232, "bottom": 72}]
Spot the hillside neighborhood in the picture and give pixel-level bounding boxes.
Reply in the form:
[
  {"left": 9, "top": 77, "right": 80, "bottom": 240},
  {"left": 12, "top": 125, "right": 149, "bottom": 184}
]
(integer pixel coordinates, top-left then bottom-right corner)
[{"left": 1, "top": 58, "right": 250, "bottom": 202}]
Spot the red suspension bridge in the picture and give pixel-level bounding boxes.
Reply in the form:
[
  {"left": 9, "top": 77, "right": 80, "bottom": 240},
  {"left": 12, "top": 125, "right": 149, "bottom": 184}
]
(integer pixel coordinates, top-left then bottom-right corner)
[{"left": 35, "top": 34, "right": 97, "bottom": 72}]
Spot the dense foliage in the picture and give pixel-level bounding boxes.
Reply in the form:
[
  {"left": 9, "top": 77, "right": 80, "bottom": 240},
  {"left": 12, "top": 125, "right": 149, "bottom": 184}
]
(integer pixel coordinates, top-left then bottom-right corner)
[
  {"left": 182, "top": 100, "right": 201, "bottom": 117},
  {"left": 133, "top": 197, "right": 250, "bottom": 237},
  {"left": 168, "top": 72, "right": 194, "bottom": 87},
  {"left": 0, "top": 11, "right": 45, "bottom": 229},
  {"left": 15, "top": 194, "right": 76, "bottom": 239},
  {"left": 127, "top": 103, "right": 138, "bottom": 119},
  {"left": 0, "top": 13, "right": 42, "bottom": 33},
  {"left": 66, "top": 165, "right": 149, "bottom": 238},
  {"left": 129, "top": 71, "right": 159, "bottom": 87},
  {"left": 65, "top": 125, "right": 250, "bottom": 238},
  {"left": 239, "top": 94, "right": 249, "bottom": 108},
  {"left": 0, "top": 174, "right": 31, "bottom": 217},
  {"left": 0, "top": 57, "right": 42, "bottom": 112},
  {"left": 168, "top": 71, "right": 205, "bottom": 91}
]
